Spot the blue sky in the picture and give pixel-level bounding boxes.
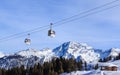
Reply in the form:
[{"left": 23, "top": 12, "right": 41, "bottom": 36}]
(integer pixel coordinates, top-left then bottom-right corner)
[{"left": 0, "top": 0, "right": 120, "bottom": 53}]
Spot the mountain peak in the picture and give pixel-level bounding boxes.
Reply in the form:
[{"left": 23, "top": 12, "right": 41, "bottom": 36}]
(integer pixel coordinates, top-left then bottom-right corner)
[
  {"left": 53, "top": 41, "right": 100, "bottom": 63},
  {"left": 110, "top": 48, "right": 120, "bottom": 52},
  {"left": 1, "top": 41, "right": 120, "bottom": 69},
  {"left": 68, "top": 41, "right": 88, "bottom": 46},
  {"left": 100, "top": 48, "right": 120, "bottom": 59},
  {"left": 68, "top": 41, "right": 93, "bottom": 50},
  {"left": 0, "top": 52, "right": 5, "bottom": 58},
  {"left": 16, "top": 48, "right": 53, "bottom": 58},
  {"left": 16, "top": 48, "right": 40, "bottom": 57},
  {"left": 109, "top": 48, "right": 120, "bottom": 57}
]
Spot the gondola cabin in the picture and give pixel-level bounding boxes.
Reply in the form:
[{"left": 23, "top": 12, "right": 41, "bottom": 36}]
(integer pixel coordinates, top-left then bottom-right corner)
[
  {"left": 24, "top": 34, "right": 31, "bottom": 45},
  {"left": 48, "top": 23, "right": 55, "bottom": 38},
  {"left": 24, "top": 38, "right": 31, "bottom": 45},
  {"left": 48, "top": 29, "right": 55, "bottom": 38}
]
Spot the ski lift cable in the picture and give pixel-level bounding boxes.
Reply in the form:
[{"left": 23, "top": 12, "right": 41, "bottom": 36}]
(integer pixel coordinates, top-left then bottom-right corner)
[
  {"left": 53, "top": 0, "right": 119, "bottom": 25},
  {"left": 52, "top": 4, "right": 120, "bottom": 28},
  {"left": 3, "top": 4, "right": 119, "bottom": 43},
  {"left": 0, "top": 27, "right": 50, "bottom": 43},
  {"left": 0, "top": 25, "right": 52, "bottom": 43},
  {"left": 0, "top": 2, "right": 119, "bottom": 42},
  {"left": 0, "top": 0, "right": 119, "bottom": 42},
  {"left": 0, "top": 25, "right": 49, "bottom": 41},
  {"left": 0, "top": 0, "right": 118, "bottom": 40}
]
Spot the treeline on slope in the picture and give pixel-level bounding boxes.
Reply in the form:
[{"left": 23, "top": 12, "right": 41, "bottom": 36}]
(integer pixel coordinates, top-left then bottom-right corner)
[
  {"left": 1, "top": 53, "right": 120, "bottom": 75},
  {"left": 0, "top": 57, "right": 97, "bottom": 75}
]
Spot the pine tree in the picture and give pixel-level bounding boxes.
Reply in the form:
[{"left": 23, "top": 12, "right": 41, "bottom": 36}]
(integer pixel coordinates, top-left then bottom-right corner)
[
  {"left": 118, "top": 53, "right": 120, "bottom": 59},
  {"left": 84, "top": 61, "right": 87, "bottom": 71},
  {"left": 65, "top": 58, "right": 76, "bottom": 72},
  {"left": 0, "top": 69, "right": 2, "bottom": 75},
  {"left": 55, "top": 58, "right": 64, "bottom": 74},
  {"left": 77, "top": 61, "right": 83, "bottom": 70},
  {"left": 99, "top": 58, "right": 102, "bottom": 62},
  {"left": 103, "top": 58, "right": 106, "bottom": 62},
  {"left": 94, "top": 64, "right": 99, "bottom": 70}
]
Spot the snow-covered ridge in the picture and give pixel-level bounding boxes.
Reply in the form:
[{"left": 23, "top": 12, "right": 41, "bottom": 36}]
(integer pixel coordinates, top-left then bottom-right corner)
[
  {"left": 16, "top": 48, "right": 54, "bottom": 58},
  {"left": 0, "top": 52, "right": 5, "bottom": 58},
  {"left": 0, "top": 41, "right": 120, "bottom": 69},
  {"left": 53, "top": 41, "right": 100, "bottom": 63},
  {"left": 0, "top": 48, "right": 56, "bottom": 69},
  {"left": 16, "top": 48, "right": 55, "bottom": 63},
  {"left": 96, "top": 48, "right": 120, "bottom": 59},
  {"left": 109, "top": 48, "right": 120, "bottom": 57}
]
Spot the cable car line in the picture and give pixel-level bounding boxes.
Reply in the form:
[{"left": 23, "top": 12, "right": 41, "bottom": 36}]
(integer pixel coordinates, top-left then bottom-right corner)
[
  {"left": 0, "top": 25, "right": 49, "bottom": 41},
  {"left": 53, "top": 0, "right": 119, "bottom": 25},
  {"left": 0, "top": 26, "right": 50, "bottom": 43},
  {"left": 0, "top": 0, "right": 119, "bottom": 43},
  {"left": 52, "top": 4, "right": 120, "bottom": 28}
]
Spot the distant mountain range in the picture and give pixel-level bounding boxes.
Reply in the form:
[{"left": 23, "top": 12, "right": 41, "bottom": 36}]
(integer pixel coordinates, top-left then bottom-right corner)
[{"left": 0, "top": 41, "right": 120, "bottom": 69}]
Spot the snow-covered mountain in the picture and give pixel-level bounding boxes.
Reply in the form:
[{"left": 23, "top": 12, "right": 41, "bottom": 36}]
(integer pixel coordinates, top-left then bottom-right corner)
[
  {"left": 16, "top": 48, "right": 55, "bottom": 59},
  {"left": 95, "top": 48, "right": 120, "bottom": 59},
  {"left": 53, "top": 41, "right": 100, "bottom": 63},
  {"left": 0, "top": 48, "right": 55, "bottom": 69},
  {"left": 0, "top": 41, "right": 120, "bottom": 69},
  {"left": 107, "top": 48, "right": 120, "bottom": 57},
  {"left": 0, "top": 52, "right": 5, "bottom": 58}
]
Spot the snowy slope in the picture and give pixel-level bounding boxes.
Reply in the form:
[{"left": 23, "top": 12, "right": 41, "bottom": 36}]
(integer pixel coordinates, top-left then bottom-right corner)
[
  {"left": 16, "top": 48, "right": 54, "bottom": 58},
  {"left": 60, "top": 71, "right": 120, "bottom": 75},
  {"left": 0, "top": 52, "right": 5, "bottom": 58},
  {"left": 0, "top": 48, "right": 55, "bottom": 69},
  {"left": 95, "top": 48, "right": 120, "bottom": 59},
  {"left": 16, "top": 48, "right": 55, "bottom": 62},
  {"left": 0, "top": 41, "right": 100, "bottom": 69},
  {"left": 0, "top": 41, "right": 120, "bottom": 69},
  {"left": 53, "top": 41, "right": 100, "bottom": 63},
  {"left": 108, "top": 48, "right": 120, "bottom": 57},
  {"left": 110, "top": 60, "right": 120, "bottom": 70}
]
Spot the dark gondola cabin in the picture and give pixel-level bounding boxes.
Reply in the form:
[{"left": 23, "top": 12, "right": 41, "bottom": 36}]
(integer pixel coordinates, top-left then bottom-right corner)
[
  {"left": 48, "top": 23, "right": 55, "bottom": 38},
  {"left": 48, "top": 29, "right": 55, "bottom": 38},
  {"left": 24, "top": 38, "right": 31, "bottom": 45},
  {"left": 24, "top": 34, "right": 31, "bottom": 45}
]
